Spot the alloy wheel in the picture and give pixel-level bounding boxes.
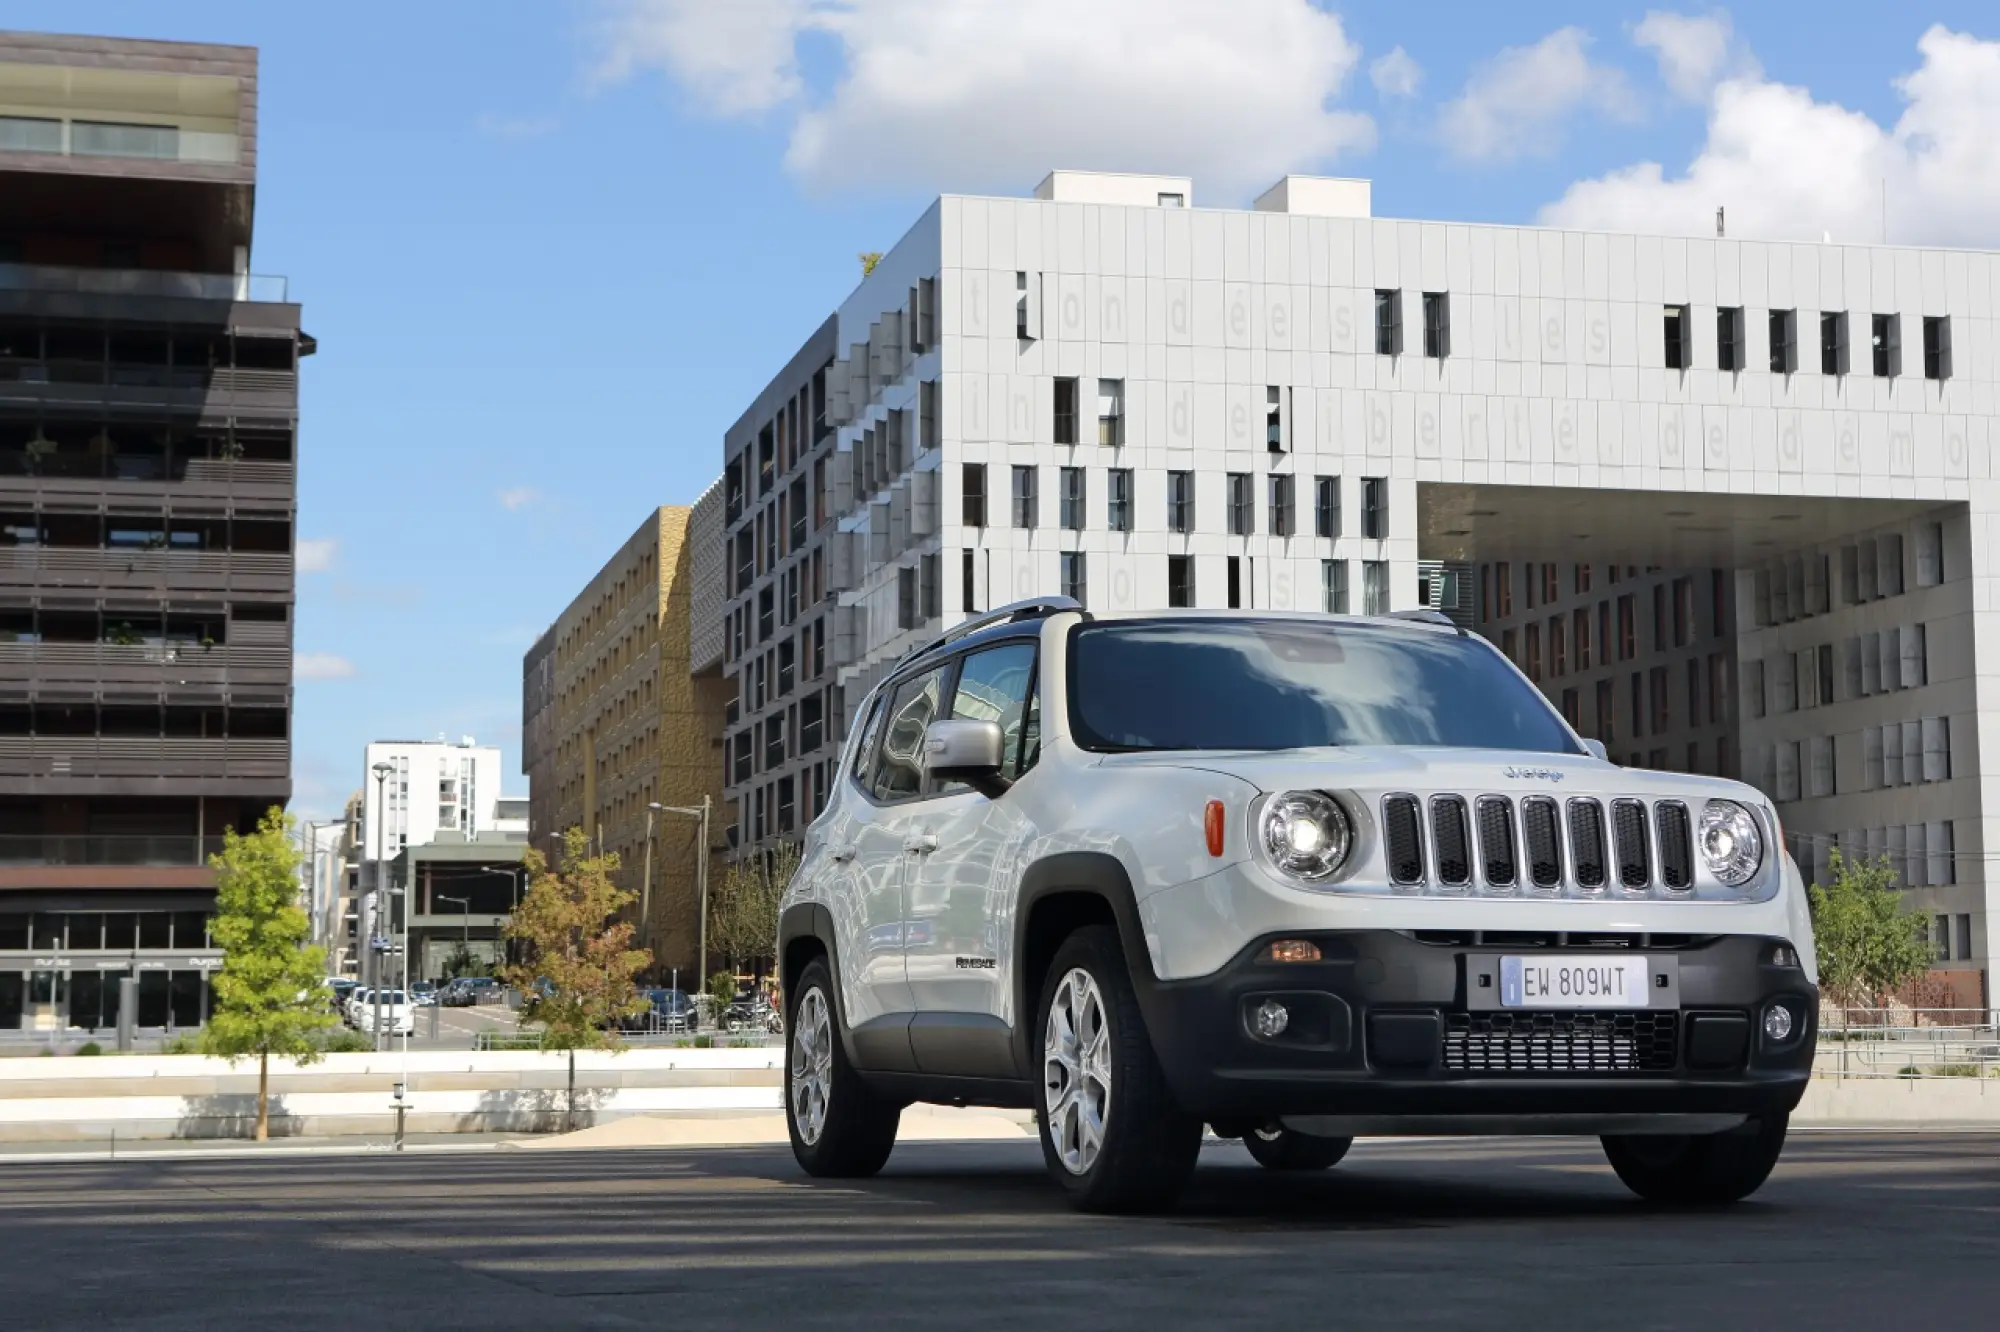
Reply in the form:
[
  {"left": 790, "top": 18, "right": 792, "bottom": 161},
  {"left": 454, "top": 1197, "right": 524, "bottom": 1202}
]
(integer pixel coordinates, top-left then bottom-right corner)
[
  {"left": 1043, "top": 967, "right": 1113, "bottom": 1175},
  {"left": 790, "top": 988, "right": 833, "bottom": 1146}
]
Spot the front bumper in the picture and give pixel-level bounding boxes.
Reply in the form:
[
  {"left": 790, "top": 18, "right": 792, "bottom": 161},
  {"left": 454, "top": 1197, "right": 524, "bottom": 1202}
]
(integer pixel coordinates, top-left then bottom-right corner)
[{"left": 1134, "top": 930, "right": 1817, "bottom": 1121}]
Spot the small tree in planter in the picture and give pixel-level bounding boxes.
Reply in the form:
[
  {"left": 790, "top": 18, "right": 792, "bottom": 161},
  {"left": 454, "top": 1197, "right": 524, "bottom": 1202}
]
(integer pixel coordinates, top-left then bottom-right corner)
[
  {"left": 1809, "top": 848, "right": 1934, "bottom": 1020},
  {"left": 503, "top": 828, "right": 650, "bottom": 1130},
  {"left": 201, "top": 809, "right": 336, "bottom": 1140}
]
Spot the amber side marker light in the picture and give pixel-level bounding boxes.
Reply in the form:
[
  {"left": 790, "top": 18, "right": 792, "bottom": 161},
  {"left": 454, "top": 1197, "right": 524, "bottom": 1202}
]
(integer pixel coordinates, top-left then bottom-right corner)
[
  {"left": 1266, "top": 939, "right": 1322, "bottom": 964},
  {"left": 1204, "top": 800, "right": 1225, "bottom": 857}
]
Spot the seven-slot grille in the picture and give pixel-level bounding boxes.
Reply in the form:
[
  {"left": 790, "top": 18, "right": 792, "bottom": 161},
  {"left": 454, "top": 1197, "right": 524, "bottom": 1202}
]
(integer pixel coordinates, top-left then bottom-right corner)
[
  {"left": 1383, "top": 794, "right": 1701, "bottom": 898},
  {"left": 1442, "top": 1011, "right": 1680, "bottom": 1074}
]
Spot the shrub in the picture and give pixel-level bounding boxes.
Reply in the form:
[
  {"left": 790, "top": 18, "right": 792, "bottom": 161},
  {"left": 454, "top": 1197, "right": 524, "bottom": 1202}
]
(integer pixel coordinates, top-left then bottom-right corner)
[
  {"left": 161, "top": 1032, "right": 201, "bottom": 1055},
  {"left": 316, "top": 1029, "right": 373, "bottom": 1053},
  {"left": 75, "top": 1041, "right": 103, "bottom": 1056}
]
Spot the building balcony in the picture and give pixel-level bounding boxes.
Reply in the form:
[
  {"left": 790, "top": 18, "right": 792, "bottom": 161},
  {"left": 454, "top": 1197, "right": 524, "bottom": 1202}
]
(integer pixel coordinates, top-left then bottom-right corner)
[
  {"left": 0, "top": 260, "right": 284, "bottom": 303},
  {"left": 0, "top": 116, "right": 239, "bottom": 168},
  {"left": 0, "top": 548, "right": 292, "bottom": 595},
  {"left": 0, "top": 640, "right": 290, "bottom": 689},
  {"left": 0, "top": 735, "right": 288, "bottom": 782},
  {"left": 0, "top": 833, "right": 224, "bottom": 867}
]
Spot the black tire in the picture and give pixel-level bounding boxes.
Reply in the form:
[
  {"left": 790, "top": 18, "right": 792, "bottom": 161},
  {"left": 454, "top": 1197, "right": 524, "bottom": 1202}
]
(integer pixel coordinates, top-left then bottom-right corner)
[
  {"left": 785, "top": 958, "right": 901, "bottom": 1177},
  {"left": 1036, "top": 925, "right": 1202, "bottom": 1213},
  {"left": 1243, "top": 1123, "right": 1353, "bottom": 1171},
  {"left": 1601, "top": 1112, "right": 1789, "bottom": 1205}
]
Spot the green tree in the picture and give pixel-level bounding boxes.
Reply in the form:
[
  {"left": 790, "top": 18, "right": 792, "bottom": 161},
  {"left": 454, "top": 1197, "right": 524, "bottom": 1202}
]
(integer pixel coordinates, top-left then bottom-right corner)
[
  {"left": 201, "top": 809, "right": 336, "bottom": 1141},
  {"left": 1809, "top": 848, "right": 1934, "bottom": 1010},
  {"left": 859, "top": 251, "right": 883, "bottom": 277},
  {"left": 503, "top": 829, "right": 649, "bottom": 1127},
  {"left": 709, "top": 839, "right": 798, "bottom": 974}
]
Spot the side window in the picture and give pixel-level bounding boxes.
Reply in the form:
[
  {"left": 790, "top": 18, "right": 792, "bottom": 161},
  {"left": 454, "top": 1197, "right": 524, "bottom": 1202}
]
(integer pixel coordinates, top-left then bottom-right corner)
[
  {"left": 870, "top": 665, "right": 950, "bottom": 801},
  {"left": 847, "top": 693, "right": 885, "bottom": 785},
  {"left": 948, "top": 643, "right": 1037, "bottom": 783}
]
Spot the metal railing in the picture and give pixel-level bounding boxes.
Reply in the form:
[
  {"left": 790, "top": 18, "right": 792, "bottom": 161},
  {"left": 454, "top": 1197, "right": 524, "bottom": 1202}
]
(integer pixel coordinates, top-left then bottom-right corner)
[
  {"left": 1815, "top": 1007, "right": 2000, "bottom": 1080},
  {"left": 0, "top": 261, "right": 284, "bottom": 303},
  {"left": 0, "top": 834, "right": 226, "bottom": 866}
]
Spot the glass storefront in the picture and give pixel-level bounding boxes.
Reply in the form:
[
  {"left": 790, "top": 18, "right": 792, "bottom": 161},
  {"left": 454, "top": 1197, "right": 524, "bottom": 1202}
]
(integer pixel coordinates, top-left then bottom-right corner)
[
  {"left": 0, "top": 909, "right": 218, "bottom": 1031},
  {"left": 0, "top": 966, "right": 211, "bottom": 1031}
]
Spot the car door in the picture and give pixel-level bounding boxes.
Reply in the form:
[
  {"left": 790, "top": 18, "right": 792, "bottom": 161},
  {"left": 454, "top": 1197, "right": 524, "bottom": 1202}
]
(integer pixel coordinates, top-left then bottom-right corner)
[
  {"left": 905, "top": 639, "right": 1040, "bottom": 1078},
  {"left": 835, "top": 661, "right": 954, "bottom": 1069}
]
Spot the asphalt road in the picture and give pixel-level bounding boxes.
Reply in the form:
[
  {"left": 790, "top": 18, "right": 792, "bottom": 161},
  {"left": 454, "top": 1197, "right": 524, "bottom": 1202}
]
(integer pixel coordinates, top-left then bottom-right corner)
[{"left": 0, "top": 1132, "right": 1994, "bottom": 1329}]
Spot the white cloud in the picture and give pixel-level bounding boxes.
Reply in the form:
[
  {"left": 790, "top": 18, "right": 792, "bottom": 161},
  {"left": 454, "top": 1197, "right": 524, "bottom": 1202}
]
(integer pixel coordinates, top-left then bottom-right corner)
[
  {"left": 297, "top": 538, "right": 338, "bottom": 573},
  {"left": 498, "top": 487, "right": 538, "bottom": 512},
  {"left": 1541, "top": 25, "right": 2000, "bottom": 248},
  {"left": 1634, "top": 10, "right": 1752, "bottom": 103},
  {"left": 592, "top": 0, "right": 807, "bottom": 114},
  {"left": 1370, "top": 46, "right": 1422, "bottom": 100},
  {"left": 295, "top": 652, "right": 357, "bottom": 681},
  {"left": 592, "top": 0, "right": 1375, "bottom": 198},
  {"left": 1439, "top": 27, "right": 1639, "bottom": 163}
]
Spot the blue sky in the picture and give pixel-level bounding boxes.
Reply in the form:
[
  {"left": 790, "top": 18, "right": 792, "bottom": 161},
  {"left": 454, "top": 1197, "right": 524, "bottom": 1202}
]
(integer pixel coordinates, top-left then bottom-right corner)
[{"left": 5, "top": 1, "right": 1996, "bottom": 816}]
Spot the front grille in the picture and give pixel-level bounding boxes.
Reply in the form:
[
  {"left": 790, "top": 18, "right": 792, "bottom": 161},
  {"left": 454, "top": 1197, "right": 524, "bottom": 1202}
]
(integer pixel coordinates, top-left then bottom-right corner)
[
  {"left": 1656, "top": 802, "right": 1693, "bottom": 891},
  {"left": 1430, "top": 796, "right": 1471, "bottom": 887},
  {"left": 1612, "top": 800, "right": 1651, "bottom": 890},
  {"left": 1522, "top": 797, "right": 1562, "bottom": 891},
  {"left": 1476, "top": 796, "right": 1516, "bottom": 889},
  {"left": 1568, "top": 799, "right": 1607, "bottom": 891},
  {"left": 1374, "top": 792, "right": 1721, "bottom": 899},
  {"left": 1384, "top": 795, "right": 1424, "bottom": 885},
  {"left": 1442, "top": 1012, "right": 1680, "bottom": 1074}
]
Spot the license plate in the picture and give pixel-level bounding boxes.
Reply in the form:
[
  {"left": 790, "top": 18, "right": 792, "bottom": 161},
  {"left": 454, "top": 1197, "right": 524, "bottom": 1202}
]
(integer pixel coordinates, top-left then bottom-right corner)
[{"left": 1500, "top": 955, "right": 1651, "bottom": 1009}]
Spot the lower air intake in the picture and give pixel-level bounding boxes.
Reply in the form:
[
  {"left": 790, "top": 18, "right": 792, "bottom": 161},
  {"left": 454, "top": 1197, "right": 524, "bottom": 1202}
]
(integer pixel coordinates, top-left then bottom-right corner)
[{"left": 1442, "top": 1011, "right": 1679, "bottom": 1074}]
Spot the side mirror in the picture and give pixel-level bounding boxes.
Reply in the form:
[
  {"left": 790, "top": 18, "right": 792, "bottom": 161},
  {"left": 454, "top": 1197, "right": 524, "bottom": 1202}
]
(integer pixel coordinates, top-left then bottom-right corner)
[
  {"left": 1582, "top": 738, "right": 1610, "bottom": 762},
  {"left": 924, "top": 719, "right": 1009, "bottom": 798}
]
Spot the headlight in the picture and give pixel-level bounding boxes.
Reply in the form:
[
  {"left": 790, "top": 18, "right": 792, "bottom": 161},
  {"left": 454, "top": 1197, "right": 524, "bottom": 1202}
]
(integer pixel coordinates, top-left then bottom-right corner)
[
  {"left": 1259, "top": 791, "right": 1352, "bottom": 882},
  {"left": 1699, "top": 800, "right": 1764, "bottom": 886}
]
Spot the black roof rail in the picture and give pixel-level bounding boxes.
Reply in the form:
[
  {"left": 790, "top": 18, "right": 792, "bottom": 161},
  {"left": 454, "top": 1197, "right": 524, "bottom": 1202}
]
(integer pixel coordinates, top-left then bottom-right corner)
[{"left": 893, "top": 596, "right": 1083, "bottom": 669}]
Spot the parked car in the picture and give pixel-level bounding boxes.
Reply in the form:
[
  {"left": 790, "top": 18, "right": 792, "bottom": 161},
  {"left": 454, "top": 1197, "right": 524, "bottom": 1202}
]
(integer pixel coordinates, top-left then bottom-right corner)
[
  {"left": 441, "top": 977, "right": 504, "bottom": 1007},
  {"left": 410, "top": 980, "right": 438, "bottom": 1007},
  {"left": 779, "top": 599, "right": 1819, "bottom": 1212},
  {"left": 344, "top": 987, "right": 373, "bottom": 1027},
  {"left": 620, "top": 988, "right": 699, "bottom": 1033}
]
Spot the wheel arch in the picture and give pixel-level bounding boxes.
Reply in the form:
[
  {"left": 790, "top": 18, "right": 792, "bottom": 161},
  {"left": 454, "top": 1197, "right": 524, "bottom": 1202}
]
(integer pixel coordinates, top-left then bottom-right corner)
[
  {"left": 1011, "top": 851, "right": 1157, "bottom": 1079},
  {"left": 778, "top": 901, "right": 863, "bottom": 1067}
]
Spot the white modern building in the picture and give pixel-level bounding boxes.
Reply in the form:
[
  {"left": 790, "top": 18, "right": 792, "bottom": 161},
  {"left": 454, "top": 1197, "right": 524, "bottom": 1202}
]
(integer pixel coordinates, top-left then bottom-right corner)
[{"left": 719, "top": 168, "right": 1998, "bottom": 1007}]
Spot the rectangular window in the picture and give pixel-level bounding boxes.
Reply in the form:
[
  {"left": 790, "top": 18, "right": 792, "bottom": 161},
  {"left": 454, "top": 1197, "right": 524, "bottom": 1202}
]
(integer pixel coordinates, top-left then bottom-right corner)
[
  {"left": 1496, "top": 562, "right": 1513, "bottom": 618},
  {"left": 961, "top": 549, "right": 979, "bottom": 614},
  {"left": 1525, "top": 622, "right": 1542, "bottom": 681},
  {"left": 1422, "top": 292, "right": 1450, "bottom": 359},
  {"left": 1268, "top": 474, "right": 1295, "bottom": 538},
  {"left": 1266, "top": 386, "right": 1286, "bottom": 452},
  {"left": 1167, "top": 555, "right": 1194, "bottom": 608},
  {"left": 1226, "top": 556, "right": 1244, "bottom": 609},
  {"left": 1543, "top": 564, "right": 1561, "bottom": 604},
  {"left": 1011, "top": 465, "right": 1038, "bottom": 529},
  {"left": 897, "top": 565, "right": 918, "bottom": 631},
  {"left": 1362, "top": 560, "right": 1389, "bottom": 615},
  {"left": 1617, "top": 594, "right": 1636, "bottom": 660},
  {"left": 1107, "top": 469, "right": 1134, "bottom": 532},
  {"left": 1596, "top": 678, "right": 1616, "bottom": 742},
  {"left": 1871, "top": 313, "right": 1900, "bottom": 378},
  {"left": 1053, "top": 377, "right": 1080, "bottom": 445},
  {"left": 1598, "top": 600, "right": 1611, "bottom": 665},
  {"left": 1167, "top": 470, "right": 1194, "bottom": 533},
  {"left": 1820, "top": 311, "right": 1848, "bottom": 376},
  {"left": 1322, "top": 559, "right": 1349, "bottom": 613},
  {"left": 1549, "top": 615, "right": 1566, "bottom": 676},
  {"left": 1362, "top": 477, "right": 1389, "bottom": 540},
  {"left": 1686, "top": 657, "right": 1702, "bottom": 730},
  {"left": 1663, "top": 304, "right": 1690, "bottom": 371},
  {"left": 1574, "top": 608, "right": 1592, "bottom": 671},
  {"left": 1060, "top": 552, "right": 1087, "bottom": 607},
  {"left": 1923, "top": 316, "right": 1953, "bottom": 381},
  {"left": 1712, "top": 569, "right": 1729, "bottom": 635},
  {"left": 1015, "top": 271, "right": 1034, "bottom": 339},
  {"left": 1916, "top": 521, "right": 1943, "bottom": 587},
  {"left": 962, "top": 463, "right": 987, "bottom": 528},
  {"left": 1314, "top": 476, "right": 1341, "bottom": 538},
  {"left": 1560, "top": 687, "right": 1580, "bottom": 727},
  {"left": 1672, "top": 576, "right": 1692, "bottom": 647},
  {"left": 1630, "top": 672, "right": 1645, "bottom": 738},
  {"left": 1502, "top": 628, "right": 1517, "bottom": 661},
  {"left": 1709, "top": 652, "right": 1729, "bottom": 726},
  {"left": 1097, "top": 378, "right": 1124, "bottom": 447},
  {"left": 1717, "top": 306, "right": 1744, "bottom": 372},
  {"left": 1770, "top": 309, "right": 1797, "bottom": 373},
  {"left": 1525, "top": 562, "right": 1537, "bottom": 611},
  {"left": 1653, "top": 584, "right": 1669, "bottom": 652},
  {"left": 1577, "top": 563, "right": 1593, "bottom": 595},
  {"left": 1227, "top": 472, "right": 1253, "bottom": 536},
  {"left": 1059, "top": 466, "right": 1085, "bottom": 530},
  {"left": 1374, "top": 289, "right": 1402, "bottom": 355}
]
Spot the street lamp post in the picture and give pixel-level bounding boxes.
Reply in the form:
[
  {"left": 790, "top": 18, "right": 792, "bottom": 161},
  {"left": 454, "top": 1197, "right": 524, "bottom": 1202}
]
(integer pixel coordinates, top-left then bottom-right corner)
[
  {"left": 371, "top": 760, "right": 394, "bottom": 1051},
  {"left": 651, "top": 797, "right": 711, "bottom": 986},
  {"left": 437, "top": 893, "right": 470, "bottom": 954}
]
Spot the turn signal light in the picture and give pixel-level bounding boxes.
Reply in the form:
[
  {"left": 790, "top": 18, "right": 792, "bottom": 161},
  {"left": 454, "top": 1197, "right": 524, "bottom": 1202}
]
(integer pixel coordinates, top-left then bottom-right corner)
[
  {"left": 1266, "top": 939, "right": 1322, "bottom": 964},
  {"left": 1205, "top": 800, "right": 1225, "bottom": 857}
]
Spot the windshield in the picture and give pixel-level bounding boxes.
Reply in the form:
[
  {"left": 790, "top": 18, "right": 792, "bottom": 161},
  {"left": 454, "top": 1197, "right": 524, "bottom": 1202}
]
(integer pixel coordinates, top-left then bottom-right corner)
[{"left": 1067, "top": 619, "right": 1583, "bottom": 755}]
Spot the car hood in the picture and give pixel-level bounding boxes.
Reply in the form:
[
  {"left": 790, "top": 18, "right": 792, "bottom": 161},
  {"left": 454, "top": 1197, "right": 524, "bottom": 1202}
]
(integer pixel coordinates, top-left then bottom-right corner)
[{"left": 1091, "top": 745, "right": 1769, "bottom": 805}]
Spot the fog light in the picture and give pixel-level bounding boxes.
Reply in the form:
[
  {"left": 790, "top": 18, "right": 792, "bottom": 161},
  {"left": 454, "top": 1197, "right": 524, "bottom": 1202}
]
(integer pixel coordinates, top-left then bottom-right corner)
[
  {"left": 1763, "top": 1004, "right": 1795, "bottom": 1042},
  {"left": 1770, "top": 944, "right": 1799, "bottom": 968},
  {"left": 1253, "top": 1000, "right": 1290, "bottom": 1038},
  {"left": 1266, "top": 939, "right": 1322, "bottom": 964}
]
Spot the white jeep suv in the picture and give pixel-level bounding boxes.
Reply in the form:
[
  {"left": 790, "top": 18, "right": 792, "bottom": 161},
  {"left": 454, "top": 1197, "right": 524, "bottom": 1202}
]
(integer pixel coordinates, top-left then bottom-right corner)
[{"left": 778, "top": 599, "right": 1819, "bottom": 1213}]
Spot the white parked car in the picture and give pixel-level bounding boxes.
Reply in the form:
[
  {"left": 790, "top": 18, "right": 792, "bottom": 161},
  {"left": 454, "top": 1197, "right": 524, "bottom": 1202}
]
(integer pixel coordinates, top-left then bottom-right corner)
[
  {"left": 778, "top": 600, "right": 1819, "bottom": 1212},
  {"left": 345, "top": 988, "right": 413, "bottom": 1036}
]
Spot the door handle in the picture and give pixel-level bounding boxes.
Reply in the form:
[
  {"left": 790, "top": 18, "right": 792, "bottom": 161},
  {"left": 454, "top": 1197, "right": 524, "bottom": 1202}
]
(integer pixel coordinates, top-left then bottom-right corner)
[
  {"left": 828, "top": 843, "right": 856, "bottom": 863},
  {"left": 904, "top": 834, "right": 939, "bottom": 855}
]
